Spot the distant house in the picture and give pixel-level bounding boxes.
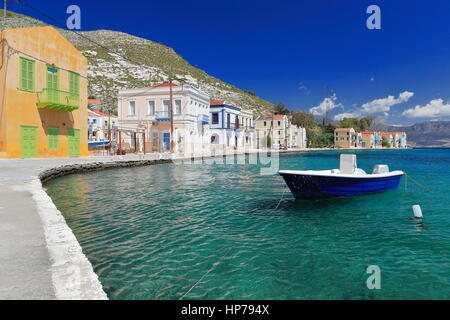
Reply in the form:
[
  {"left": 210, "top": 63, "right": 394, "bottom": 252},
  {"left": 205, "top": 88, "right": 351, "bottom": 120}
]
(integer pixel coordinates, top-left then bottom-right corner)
[
  {"left": 361, "top": 131, "right": 382, "bottom": 149},
  {"left": 0, "top": 26, "right": 88, "bottom": 158},
  {"left": 392, "top": 132, "right": 407, "bottom": 148},
  {"left": 209, "top": 100, "right": 243, "bottom": 151},
  {"left": 255, "top": 114, "right": 288, "bottom": 149},
  {"left": 241, "top": 109, "right": 256, "bottom": 149},
  {"left": 334, "top": 128, "right": 356, "bottom": 148},
  {"left": 118, "top": 83, "right": 210, "bottom": 154},
  {"left": 255, "top": 114, "right": 306, "bottom": 149},
  {"left": 87, "top": 107, "right": 118, "bottom": 143},
  {"left": 88, "top": 98, "right": 102, "bottom": 111},
  {"left": 288, "top": 123, "right": 307, "bottom": 149}
]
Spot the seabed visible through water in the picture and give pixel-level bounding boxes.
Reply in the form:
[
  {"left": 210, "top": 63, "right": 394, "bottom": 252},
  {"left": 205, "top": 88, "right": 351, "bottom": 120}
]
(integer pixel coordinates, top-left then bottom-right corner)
[{"left": 45, "top": 149, "right": 450, "bottom": 300}]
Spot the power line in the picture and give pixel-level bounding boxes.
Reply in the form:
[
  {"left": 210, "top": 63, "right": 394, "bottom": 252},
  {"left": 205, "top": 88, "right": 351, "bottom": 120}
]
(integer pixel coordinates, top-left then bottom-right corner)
[{"left": 16, "top": 0, "right": 151, "bottom": 69}]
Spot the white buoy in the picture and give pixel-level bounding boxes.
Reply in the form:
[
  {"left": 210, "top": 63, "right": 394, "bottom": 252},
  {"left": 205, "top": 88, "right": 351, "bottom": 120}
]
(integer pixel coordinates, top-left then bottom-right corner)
[{"left": 412, "top": 205, "right": 423, "bottom": 219}]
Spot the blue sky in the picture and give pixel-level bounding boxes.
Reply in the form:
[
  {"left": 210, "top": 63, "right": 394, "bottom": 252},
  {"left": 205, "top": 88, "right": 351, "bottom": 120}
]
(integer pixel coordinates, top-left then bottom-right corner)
[{"left": 7, "top": 0, "right": 450, "bottom": 125}]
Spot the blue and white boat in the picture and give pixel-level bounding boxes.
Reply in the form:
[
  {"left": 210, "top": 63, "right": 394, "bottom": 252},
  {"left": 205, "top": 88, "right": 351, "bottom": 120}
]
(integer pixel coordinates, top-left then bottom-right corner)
[{"left": 279, "top": 154, "right": 404, "bottom": 199}]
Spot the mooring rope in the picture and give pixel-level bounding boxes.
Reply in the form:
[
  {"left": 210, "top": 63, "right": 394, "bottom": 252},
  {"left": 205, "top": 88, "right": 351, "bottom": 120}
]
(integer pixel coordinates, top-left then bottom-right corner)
[
  {"left": 404, "top": 172, "right": 431, "bottom": 193},
  {"left": 179, "top": 186, "right": 288, "bottom": 300}
]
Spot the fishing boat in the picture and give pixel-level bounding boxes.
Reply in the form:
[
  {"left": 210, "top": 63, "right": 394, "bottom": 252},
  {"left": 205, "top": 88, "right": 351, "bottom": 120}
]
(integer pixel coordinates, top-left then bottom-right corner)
[{"left": 279, "top": 154, "right": 404, "bottom": 199}]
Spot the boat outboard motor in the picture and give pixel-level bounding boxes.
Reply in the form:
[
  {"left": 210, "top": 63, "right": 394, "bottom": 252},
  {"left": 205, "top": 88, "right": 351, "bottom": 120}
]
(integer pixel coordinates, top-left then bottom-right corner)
[{"left": 372, "top": 164, "right": 389, "bottom": 174}]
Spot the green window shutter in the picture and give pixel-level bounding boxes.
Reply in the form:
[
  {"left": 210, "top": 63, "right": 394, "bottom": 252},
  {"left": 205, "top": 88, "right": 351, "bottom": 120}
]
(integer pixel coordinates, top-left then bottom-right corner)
[
  {"left": 28, "top": 60, "right": 35, "bottom": 91},
  {"left": 19, "top": 57, "right": 35, "bottom": 91},
  {"left": 48, "top": 127, "right": 60, "bottom": 150},
  {"left": 69, "top": 72, "right": 80, "bottom": 97}
]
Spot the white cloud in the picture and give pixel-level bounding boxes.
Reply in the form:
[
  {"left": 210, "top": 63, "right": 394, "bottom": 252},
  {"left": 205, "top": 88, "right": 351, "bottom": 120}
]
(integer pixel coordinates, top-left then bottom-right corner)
[
  {"left": 333, "top": 112, "right": 357, "bottom": 121},
  {"left": 360, "top": 91, "right": 414, "bottom": 114},
  {"left": 309, "top": 94, "right": 343, "bottom": 116},
  {"left": 402, "top": 98, "right": 450, "bottom": 118},
  {"left": 333, "top": 91, "right": 414, "bottom": 120}
]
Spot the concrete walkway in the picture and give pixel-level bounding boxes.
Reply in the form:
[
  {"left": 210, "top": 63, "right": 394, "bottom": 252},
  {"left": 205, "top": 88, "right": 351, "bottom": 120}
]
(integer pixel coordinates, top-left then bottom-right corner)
[
  {"left": 0, "top": 148, "right": 314, "bottom": 300},
  {"left": 0, "top": 154, "right": 169, "bottom": 299}
]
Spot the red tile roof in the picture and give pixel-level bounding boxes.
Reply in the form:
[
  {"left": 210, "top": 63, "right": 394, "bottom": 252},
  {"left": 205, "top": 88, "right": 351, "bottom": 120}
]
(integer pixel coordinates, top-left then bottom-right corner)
[
  {"left": 210, "top": 100, "right": 224, "bottom": 105},
  {"left": 94, "top": 110, "right": 109, "bottom": 117},
  {"left": 88, "top": 110, "right": 100, "bottom": 117},
  {"left": 88, "top": 98, "right": 101, "bottom": 105},
  {"left": 258, "top": 114, "right": 287, "bottom": 120}
]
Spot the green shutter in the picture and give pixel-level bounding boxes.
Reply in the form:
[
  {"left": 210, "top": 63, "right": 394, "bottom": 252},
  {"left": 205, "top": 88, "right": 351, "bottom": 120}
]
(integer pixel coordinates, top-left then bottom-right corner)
[
  {"left": 19, "top": 57, "right": 35, "bottom": 92},
  {"left": 69, "top": 72, "right": 80, "bottom": 97},
  {"left": 46, "top": 66, "right": 59, "bottom": 103},
  {"left": 20, "top": 125, "right": 38, "bottom": 158},
  {"left": 68, "top": 128, "right": 80, "bottom": 157},
  {"left": 47, "top": 127, "right": 60, "bottom": 150}
]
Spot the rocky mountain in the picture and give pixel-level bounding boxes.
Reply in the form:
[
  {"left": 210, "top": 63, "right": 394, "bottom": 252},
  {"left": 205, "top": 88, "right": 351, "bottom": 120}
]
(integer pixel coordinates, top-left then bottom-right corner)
[
  {"left": 382, "top": 121, "right": 450, "bottom": 148},
  {"left": 1, "top": 10, "right": 273, "bottom": 114}
]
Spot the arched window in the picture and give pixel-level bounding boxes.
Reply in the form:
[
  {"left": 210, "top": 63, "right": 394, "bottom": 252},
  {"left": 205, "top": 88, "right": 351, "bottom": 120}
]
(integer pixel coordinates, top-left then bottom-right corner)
[{"left": 211, "top": 134, "right": 219, "bottom": 144}]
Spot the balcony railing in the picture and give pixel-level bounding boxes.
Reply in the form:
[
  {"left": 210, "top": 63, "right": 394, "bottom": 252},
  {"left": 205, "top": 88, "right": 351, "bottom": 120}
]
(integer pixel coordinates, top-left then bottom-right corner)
[
  {"left": 155, "top": 111, "right": 170, "bottom": 121},
  {"left": 198, "top": 114, "right": 209, "bottom": 125},
  {"left": 36, "top": 88, "right": 80, "bottom": 112}
]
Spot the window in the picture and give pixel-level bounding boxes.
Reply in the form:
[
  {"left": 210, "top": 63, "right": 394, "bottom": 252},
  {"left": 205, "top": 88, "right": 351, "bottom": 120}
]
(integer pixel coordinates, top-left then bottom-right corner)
[
  {"left": 104, "top": 120, "right": 108, "bottom": 127},
  {"left": 175, "top": 100, "right": 182, "bottom": 114},
  {"left": 162, "top": 100, "right": 170, "bottom": 112},
  {"left": 68, "top": 72, "right": 80, "bottom": 97},
  {"left": 47, "top": 127, "right": 59, "bottom": 150},
  {"left": 148, "top": 100, "right": 155, "bottom": 115},
  {"left": 128, "top": 101, "right": 136, "bottom": 116},
  {"left": 278, "top": 121, "right": 281, "bottom": 126},
  {"left": 20, "top": 57, "right": 35, "bottom": 92},
  {"left": 212, "top": 113, "right": 219, "bottom": 124},
  {"left": 46, "top": 66, "right": 59, "bottom": 102},
  {"left": 264, "top": 121, "right": 267, "bottom": 127},
  {"left": 211, "top": 134, "right": 219, "bottom": 144}
]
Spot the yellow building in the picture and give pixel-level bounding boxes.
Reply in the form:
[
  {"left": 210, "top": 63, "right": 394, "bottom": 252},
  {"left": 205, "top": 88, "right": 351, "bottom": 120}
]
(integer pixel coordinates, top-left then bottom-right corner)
[
  {"left": 0, "top": 26, "right": 88, "bottom": 158},
  {"left": 334, "top": 128, "right": 356, "bottom": 148}
]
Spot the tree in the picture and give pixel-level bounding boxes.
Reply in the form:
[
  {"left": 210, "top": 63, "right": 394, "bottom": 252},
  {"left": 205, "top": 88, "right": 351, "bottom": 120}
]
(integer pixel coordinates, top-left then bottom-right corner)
[
  {"left": 266, "top": 135, "right": 272, "bottom": 148},
  {"left": 382, "top": 136, "right": 391, "bottom": 148},
  {"left": 291, "top": 110, "right": 316, "bottom": 128},
  {"left": 273, "top": 102, "right": 290, "bottom": 115},
  {"left": 338, "top": 116, "right": 377, "bottom": 131}
]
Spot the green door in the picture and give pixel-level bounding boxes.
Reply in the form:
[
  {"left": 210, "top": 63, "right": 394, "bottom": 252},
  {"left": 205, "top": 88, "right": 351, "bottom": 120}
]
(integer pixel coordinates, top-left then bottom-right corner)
[
  {"left": 46, "top": 66, "right": 59, "bottom": 104},
  {"left": 68, "top": 128, "right": 80, "bottom": 157},
  {"left": 20, "top": 126, "right": 38, "bottom": 158}
]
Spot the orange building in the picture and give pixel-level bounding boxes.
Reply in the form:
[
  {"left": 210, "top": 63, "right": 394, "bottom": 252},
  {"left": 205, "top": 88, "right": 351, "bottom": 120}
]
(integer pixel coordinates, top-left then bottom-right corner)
[{"left": 0, "top": 26, "right": 88, "bottom": 158}]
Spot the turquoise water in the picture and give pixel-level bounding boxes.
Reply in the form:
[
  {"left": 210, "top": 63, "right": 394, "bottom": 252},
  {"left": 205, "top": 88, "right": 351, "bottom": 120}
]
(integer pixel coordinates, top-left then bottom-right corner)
[{"left": 45, "top": 149, "right": 450, "bottom": 300}]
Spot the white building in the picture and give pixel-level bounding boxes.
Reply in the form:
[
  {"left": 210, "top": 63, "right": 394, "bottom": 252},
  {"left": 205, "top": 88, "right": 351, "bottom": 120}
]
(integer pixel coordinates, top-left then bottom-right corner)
[
  {"left": 209, "top": 100, "right": 244, "bottom": 152},
  {"left": 288, "top": 124, "right": 307, "bottom": 149},
  {"left": 241, "top": 109, "right": 256, "bottom": 149},
  {"left": 117, "top": 83, "right": 210, "bottom": 155},
  {"left": 255, "top": 114, "right": 307, "bottom": 149},
  {"left": 87, "top": 108, "right": 118, "bottom": 143}
]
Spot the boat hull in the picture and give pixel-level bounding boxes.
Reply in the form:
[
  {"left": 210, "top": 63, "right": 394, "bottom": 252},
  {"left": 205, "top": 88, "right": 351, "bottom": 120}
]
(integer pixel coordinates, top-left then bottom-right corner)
[{"left": 279, "top": 172, "right": 404, "bottom": 199}]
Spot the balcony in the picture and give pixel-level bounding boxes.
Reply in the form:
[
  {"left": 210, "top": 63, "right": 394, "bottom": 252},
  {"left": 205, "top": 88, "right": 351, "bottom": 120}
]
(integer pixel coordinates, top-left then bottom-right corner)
[
  {"left": 36, "top": 88, "right": 80, "bottom": 112},
  {"left": 155, "top": 111, "right": 170, "bottom": 121},
  {"left": 198, "top": 114, "right": 209, "bottom": 125}
]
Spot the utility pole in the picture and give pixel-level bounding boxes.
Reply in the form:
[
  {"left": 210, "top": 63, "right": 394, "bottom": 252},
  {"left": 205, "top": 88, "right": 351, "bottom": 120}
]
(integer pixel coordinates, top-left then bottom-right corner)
[{"left": 169, "top": 78, "right": 174, "bottom": 152}]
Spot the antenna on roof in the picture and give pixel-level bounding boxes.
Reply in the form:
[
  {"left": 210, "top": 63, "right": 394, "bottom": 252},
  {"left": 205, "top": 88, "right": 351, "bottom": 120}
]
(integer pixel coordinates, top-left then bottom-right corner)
[{"left": 324, "top": 86, "right": 333, "bottom": 125}]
